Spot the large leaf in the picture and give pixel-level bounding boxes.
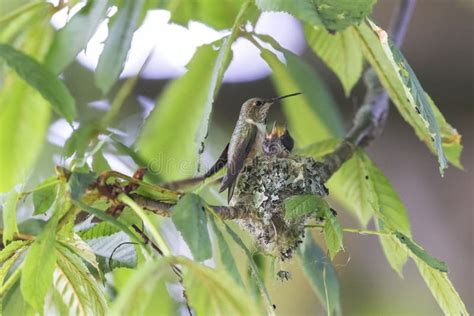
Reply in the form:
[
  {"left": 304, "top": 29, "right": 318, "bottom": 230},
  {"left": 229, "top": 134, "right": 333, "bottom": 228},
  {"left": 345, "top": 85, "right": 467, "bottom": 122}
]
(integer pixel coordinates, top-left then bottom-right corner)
[
  {"left": 305, "top": 25, "right": 363, "bottom": 95},
  {"left": 255, "top": 0, "right": 376, "bottom": 31},
  {"left": 209, "top": 216, "right": 244, "bottom": 287},
  {"left": 0, "top": 43, "right": 76, "bottom": 122},
  {"left": 2, "top": 189, "right": 20, "bottom": 244},
  {"left": 171, "top": 194, "right": 212, "bottom": 261},
  {"left": 283, "top": 194, "right": 329, "bottom": 219},
  {"left": 177, "top": 256, "right": 261, "bottom": 316},
  {"left": 53, "top": 243, "right": 107, "bottom": 316},
  {"left": 0, "top": 20, "right": 53, "bottom": 193},
  {"left": 297, "top": 232, "right": 341, "bottom": 315},
  {"left": 45, "top": 0, "right": 112, "bottom": 74},
  {"left": 256, "top": 36, "right": 344, "bottom": 147},
  {"left": 355, "top": 150, "right": 411, "bottom": 274},
  {"left": 95, "top": 0, "right": 145, "bottom": 94},
  {"left": 386, "top": 234, "right": 467, "bottom": 315},
  {"left": 223, "top": 223, "right": 275, "bottom": 315},
  {"left": 109, "top": 259, "right": 177, "bottom": 316},
  {"left": 137, "top": 39, "right": 232, "bottom": 181},
  {"left": 352, "top": 20, "right": 462, "bottom": 173},
  {"left": 20, "top": 199, "right": 63, "bottom": 310},
  {"left": 414, "top": 257, "right": 468, "bottom": 315},
  {"left": 166, "top": 0, "right": 246, "bottom": 30}
]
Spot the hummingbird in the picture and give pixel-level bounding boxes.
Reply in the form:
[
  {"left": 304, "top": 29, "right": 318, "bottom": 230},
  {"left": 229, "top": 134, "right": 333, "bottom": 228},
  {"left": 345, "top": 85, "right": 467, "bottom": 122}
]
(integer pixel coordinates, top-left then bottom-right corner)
[
  {"left": 262, "top": 122, "right": 295, "bottom": 158},
  {"left": 204, "top": 92, "right": 301, "bottom": 203}
]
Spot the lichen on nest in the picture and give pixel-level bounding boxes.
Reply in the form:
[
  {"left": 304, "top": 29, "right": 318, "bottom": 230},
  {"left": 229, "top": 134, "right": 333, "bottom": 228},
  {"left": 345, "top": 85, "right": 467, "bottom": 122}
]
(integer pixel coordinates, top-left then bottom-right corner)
[{"left": 231, "top": 154, "right": 328, "bottom": 260}]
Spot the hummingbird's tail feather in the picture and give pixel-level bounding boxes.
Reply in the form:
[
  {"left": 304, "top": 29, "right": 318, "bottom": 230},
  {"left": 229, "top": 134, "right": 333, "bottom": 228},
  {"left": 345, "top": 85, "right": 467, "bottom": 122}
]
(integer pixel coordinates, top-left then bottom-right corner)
[
  {"left": 203, "top": 143, "right": 229, "bottom": 178},
  {"left": 219, "top": 172, "right": 238, "bottom": 203}
]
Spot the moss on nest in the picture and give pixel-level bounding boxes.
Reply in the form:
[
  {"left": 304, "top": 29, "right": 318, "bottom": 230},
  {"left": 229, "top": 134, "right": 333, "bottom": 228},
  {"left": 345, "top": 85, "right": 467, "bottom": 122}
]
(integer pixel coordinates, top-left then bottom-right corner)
[{"left": 231, "top": 155, "right": 328, "bottom": 260}]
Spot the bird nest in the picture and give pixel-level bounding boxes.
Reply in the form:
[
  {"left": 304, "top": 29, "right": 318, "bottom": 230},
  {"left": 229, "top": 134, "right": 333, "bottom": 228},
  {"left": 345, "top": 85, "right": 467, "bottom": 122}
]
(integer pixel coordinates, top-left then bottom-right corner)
[{"left": 231, "top": 155, "right": 328, "bottom": 260}]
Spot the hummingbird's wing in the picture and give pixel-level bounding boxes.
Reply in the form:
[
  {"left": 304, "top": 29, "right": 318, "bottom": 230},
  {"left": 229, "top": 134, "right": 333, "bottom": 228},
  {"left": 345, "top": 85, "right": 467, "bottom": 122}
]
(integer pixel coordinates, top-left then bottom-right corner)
[
  {"left": 219, "top": 124, "right": 257, "bottom": 203},
  {"left": 203, "top": 143, "right": 229, "bottom": 178}
]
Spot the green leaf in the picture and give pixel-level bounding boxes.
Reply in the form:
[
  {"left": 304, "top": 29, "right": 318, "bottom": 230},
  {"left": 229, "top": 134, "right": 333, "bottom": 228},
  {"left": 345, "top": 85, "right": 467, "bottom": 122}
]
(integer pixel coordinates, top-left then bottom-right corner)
[
  {"left": 77, "top": 222, "right": 120, "bottom": 240},
  {"left": 256, "top": 36, "right": 344, "bottom": 146},
  {"left": 177, "top": 256, "right": 261, "bottom": 316},
  {"left": 255, "top": 0, "right": 376, "bottom": 31},
  {"left": 305, "top": 25, "right": 363, "bottom": 95},
  {"left": 2, "top": 189, "right": 20, "bottom": 244},
  {"left": 283, "top": 194, "right": 329, "bottom": 219},
  {"left": 54, "top": 243, "right": 107, "bottom": 316},
  {"left": 20, "top": 201, "right": 62, "bottom": 310},
  {"left": 68, "top": 171, "right": 96, "bottom": 201},
  {"left": 95, "top": 0, "right": 145, "bottom": 94},
  {"left": 0, "top": 43, "right": 76, "bottom": 122},
  {"left": 384, "top": 233, "right": 468, "bottom": 315},
  {"left": 0, "top": 242, "right": 28, "bottom": 286},
  {"left": 394, "top": 232, "right": 447, "bottom": 272},
  {"left": 352, "top": 20, "right": 462, "bottom": 173},
  {"left": 355, "top": 150, "right": 411, "bottom": 274},
  {"left": 223, "top": 223, "right": 275, "bottom": 315},
  {"left": 171, "top": 194, "right": 212, "bottom": 261},
  {"left": 297, "top": 231, "right": 341, "bottom": 315},
  {"left": 414, "top": 257, "right": 468, "bottom": 315},
  {"left": 45, "top": 0, "right": 112, "bottom": 74},
  {"left": 32, "top": 176, "right": 58, "bottom": 215},
  {"left": 167, "top": 0, "right": 246, "bottom": 30},
  {"left": 323, "top": 208, "right": 343, "bottom": 259},
  {"left": 209, "top": 216, "right": 244, "bottom": 287},
  {"left": 137, "top": 38, "right": 232, "bottom": 181},
  {"left": 109, "top": 259, "right": 177, "bottom": 316},
  {"left": 294, "top": 138, "right": 340, "bottom": 159}
]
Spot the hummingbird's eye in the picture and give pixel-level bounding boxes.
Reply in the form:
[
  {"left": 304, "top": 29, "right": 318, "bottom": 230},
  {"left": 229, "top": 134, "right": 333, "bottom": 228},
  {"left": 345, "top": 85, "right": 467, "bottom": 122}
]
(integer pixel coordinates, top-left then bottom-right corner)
[{"left": 255, "top": 100, "right": 263, "bottom": 106}]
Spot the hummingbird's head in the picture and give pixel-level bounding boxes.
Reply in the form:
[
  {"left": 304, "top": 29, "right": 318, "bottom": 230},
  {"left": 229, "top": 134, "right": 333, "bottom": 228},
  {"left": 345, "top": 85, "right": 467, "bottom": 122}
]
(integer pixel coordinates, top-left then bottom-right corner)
[{"left": 242, "top": 92, "right": 302, "bottom": 122}]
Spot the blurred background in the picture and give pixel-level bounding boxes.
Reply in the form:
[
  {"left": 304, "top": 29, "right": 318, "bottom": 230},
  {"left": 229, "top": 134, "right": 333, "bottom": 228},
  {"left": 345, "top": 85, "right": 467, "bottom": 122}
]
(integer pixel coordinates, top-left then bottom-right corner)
[{"left": 37, "top": 0, "right": 473, "bottom": 314}]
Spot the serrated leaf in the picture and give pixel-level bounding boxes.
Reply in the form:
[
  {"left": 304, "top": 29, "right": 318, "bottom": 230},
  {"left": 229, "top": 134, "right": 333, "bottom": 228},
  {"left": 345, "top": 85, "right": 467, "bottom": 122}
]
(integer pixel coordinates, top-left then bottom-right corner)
[
  {"left": 352, "top": 20, "right": 463, "bottom": 173},
  {"left": 209, "top": 216, "right": 244, "bottom": 287},
  {"left": 109, "top": 258, "right": 177, "bottom": 316},
  {"left": 171, "top": 194, "right": 212, "bottom": 261},
  {"left": 45, "top": 0, "right": 112, "bottom": 74},
  {"left": 297, "top": 231, "right": 341, "bottom": 315},
  {"left": 257, "top": 35, "right": 344, "bottom": 146},
  {"left": 54, "top": 243, "right": 107, "bottom": 316},
  {"left": 414, "top": 257, "right": 468, "bottom": 315},
  {"left": 385, "top": 234, "right": 468, "bottom": 315},
  {"left": 0, "top": 43, "right": 76, "bottom": 122},
  {"left": 32, "top": 176, "right": 58, "bottom": 215},
  {"left": 223, "top": 223, "right": 275, "bottom": 315},
  {"left": 95, "top": 0, "right": 145, "bottom": 94},
  {"left": 394, "top": 232, "right": 448, "bottom": 272},
  {"left": 305, "top": 25, "right": 363, "bottom": 95},
  {"left": 20, "top": 205, "right": 61, "bottom": 310},
  {"left": 283, "top": 194, "right": 329, "bottom": 219},
  {"left": 2, "top": 189, "right": 20, "bottom": 244},
  {"left": 68, "top": 171, "right": 96, "bottom": 201},
  {"left": 256, "top": 0, "right": 376, "bottom": 31},
  {"left": 137, "top": 38, "right": 232, "bottom": 181},
  {"left": 77, "top": 222, "right": 120, "bottom": 240},
  {"left": 177, "top": 256, "right": 261, "bottom": 316},
  {"left": 323, "top": 209, "right": 343, "bottom": 259}
]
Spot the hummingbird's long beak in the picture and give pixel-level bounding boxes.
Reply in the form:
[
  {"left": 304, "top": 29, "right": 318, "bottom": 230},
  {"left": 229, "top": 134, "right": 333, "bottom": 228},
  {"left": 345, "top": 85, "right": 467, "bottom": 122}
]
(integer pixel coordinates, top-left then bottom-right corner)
[{"left": 265, "top": 92, "right": 302, "bottom": 103}]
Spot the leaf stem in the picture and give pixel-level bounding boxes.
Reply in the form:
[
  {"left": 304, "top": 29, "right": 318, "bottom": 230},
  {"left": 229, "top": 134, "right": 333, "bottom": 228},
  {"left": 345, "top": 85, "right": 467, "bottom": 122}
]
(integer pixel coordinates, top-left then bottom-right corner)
[
  {"left": 305, "top": 224, "right": 391, "bottom": 237},
  {"left": 118, "top": 193, "right": 172, "bottom": 256}
]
